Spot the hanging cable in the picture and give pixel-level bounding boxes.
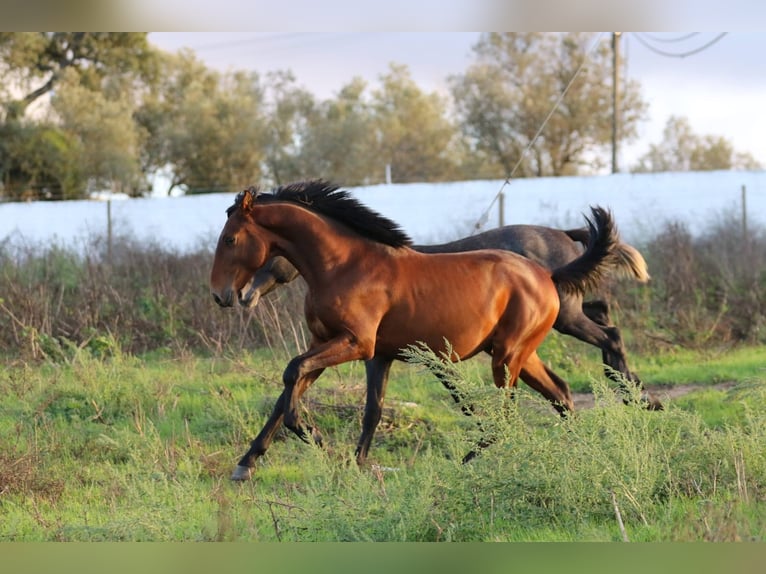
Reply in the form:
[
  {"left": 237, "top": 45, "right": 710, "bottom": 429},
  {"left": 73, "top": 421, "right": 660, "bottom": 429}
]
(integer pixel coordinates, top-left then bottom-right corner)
[
  {"left": 631, "top": 32, "right": 727, "bottom": 58},
  {"left": 640, "top": 32, "right": 700, "bottom": 44},
  {"left": 471, "top": 32, "right": 605, "bottom": 233}
]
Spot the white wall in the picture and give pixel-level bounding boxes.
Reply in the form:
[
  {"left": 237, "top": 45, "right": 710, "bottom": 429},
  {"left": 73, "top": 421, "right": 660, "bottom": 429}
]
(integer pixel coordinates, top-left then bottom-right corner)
[{"left": 1, "top": 170, "right": 763, "bottom": 253}]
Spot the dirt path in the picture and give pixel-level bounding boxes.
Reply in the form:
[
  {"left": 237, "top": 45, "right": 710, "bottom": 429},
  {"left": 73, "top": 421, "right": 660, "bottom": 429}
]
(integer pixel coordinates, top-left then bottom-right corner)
[{"left": 571, "top": 381, "right": 738, "bottom": 410}]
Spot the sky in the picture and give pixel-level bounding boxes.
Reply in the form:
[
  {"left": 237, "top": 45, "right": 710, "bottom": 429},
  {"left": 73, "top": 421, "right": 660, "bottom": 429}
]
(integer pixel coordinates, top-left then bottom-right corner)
[{"left": 147, "top": 32, "right": 766, "bottom": 172}]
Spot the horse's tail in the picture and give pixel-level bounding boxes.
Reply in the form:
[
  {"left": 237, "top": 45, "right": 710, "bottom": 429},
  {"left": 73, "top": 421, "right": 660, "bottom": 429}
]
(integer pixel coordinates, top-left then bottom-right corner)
[
  {"left": 564, "top": 225, "right": 650, "bottom": 283},
  {"left": 551, "top": 206, "right": 620, "bottom": 295}
]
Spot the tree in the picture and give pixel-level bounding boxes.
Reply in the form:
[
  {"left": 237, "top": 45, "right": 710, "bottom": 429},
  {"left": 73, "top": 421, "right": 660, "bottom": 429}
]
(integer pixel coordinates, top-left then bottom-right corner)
[
  {"left": 0, "top": 120, "right": 83, "bottom": 200},
  {"left": 264, "top": 65, "right": 464, "bottom": 186},
  {"left": 292, "top": 77, "right": 377, "bottom": 186},
  {"left": 135, "top": 50, "right": 269, "bottom": 195},
  {"left": 633, "top": 115, "right": 762, "bottom": 173},
  {"left": 51, "top": 69, "right": 146, "bottom": 196},
  {"left": 259, "top": 71, "right": 318, "bottom": 186},
  {"left": 450, "top": 33, "right": 648, "bottom": 178},
  {"left": 371, "top": 64, "right": 464, "bottom": 183},
  {"left": 0, "top": 32, "right": 155, "bottom": 121}
]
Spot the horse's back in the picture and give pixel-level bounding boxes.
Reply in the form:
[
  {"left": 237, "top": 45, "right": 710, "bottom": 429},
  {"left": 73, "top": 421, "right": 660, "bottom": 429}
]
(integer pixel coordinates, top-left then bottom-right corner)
[{"left": 416, "top": 225, "right": 584, "bottom": 270}]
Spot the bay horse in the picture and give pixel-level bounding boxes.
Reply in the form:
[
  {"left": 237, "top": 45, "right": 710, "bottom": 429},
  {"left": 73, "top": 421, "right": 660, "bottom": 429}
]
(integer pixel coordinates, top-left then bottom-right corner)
[
  {"left": 240, "top": 221, "right": 659, "bottom": 409},
  {"left": 210, "top": 180, "right": 619, "bottom": 481}
]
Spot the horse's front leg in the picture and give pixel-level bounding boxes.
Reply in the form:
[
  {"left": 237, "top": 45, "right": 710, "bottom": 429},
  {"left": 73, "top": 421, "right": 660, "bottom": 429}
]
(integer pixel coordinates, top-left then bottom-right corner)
[
  {"left": 282, "top": 333, "right": 373, "bottom": 444},
  {"left": 232, "top": 389, "right": 288, "bottom": 481}
]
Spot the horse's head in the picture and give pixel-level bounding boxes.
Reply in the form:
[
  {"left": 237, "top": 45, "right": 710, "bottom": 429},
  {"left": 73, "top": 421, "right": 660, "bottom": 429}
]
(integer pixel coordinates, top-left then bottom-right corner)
[{"left": 210, "top": 187, "right": 270, "bottom": 308}]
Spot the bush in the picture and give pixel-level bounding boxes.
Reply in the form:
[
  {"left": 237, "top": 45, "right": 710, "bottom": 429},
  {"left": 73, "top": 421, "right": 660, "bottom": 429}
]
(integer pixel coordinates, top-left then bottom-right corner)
[
  {"left": 0, "top": 232, "right": 308, "bottom": 360},
  {"left": 607, "top": 213, "right": 766, "bottom": 351},
  {"left": 1, "top": 208, "right": 763, "bottom": 361}
]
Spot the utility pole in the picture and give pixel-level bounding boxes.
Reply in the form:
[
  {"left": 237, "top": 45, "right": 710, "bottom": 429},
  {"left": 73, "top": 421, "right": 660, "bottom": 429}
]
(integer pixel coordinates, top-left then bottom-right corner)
[{"left": 612, "top": 32, "right": 621, "bottom": 174}]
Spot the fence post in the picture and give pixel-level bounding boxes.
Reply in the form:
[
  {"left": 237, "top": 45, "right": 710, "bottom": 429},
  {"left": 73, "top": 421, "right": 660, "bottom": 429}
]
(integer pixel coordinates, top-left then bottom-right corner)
[
  {"left": 741, "top": 184, "right": 747, "bottom": 241},
  {"left": 107, "top": 199, "right": 113, "bottom": 264}
]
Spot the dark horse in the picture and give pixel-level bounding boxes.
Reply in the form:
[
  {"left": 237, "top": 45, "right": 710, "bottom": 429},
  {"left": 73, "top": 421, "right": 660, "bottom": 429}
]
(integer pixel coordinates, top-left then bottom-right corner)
[
  {"left": 239, "top": 213, "right": 658, "bottom": 408},
  {"left": 210, "top": 180, "right": 620, "bottom": 480}
]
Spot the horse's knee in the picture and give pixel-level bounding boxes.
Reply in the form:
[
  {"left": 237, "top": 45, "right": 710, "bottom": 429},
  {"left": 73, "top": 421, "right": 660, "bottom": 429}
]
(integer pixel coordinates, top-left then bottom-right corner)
[
  {"left": 582, "top": 299, "right": 611, "bottom": 325},
  {"left": 603, "top": 325, "right": 627, "bottom": 355},
  {"left": 283, "top": 357, "right": 302, "bottom": 386}
]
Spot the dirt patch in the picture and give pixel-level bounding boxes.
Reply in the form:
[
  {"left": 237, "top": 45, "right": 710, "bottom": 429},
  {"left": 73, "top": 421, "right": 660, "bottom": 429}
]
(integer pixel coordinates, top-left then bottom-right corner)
[{"left": 572, "top": 381, "right": 738, "bottom": 411}]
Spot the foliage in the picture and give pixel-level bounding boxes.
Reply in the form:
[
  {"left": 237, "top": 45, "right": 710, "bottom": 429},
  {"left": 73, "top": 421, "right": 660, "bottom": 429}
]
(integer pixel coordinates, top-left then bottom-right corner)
[
  {"left": 0, "top": 351, "right": 764, "bottom": 541},
  {"left": 370, "top": 64, "right": 465, "bottom": 183},
  {"left": 293, "top": 77, "right": 377, "bottom": 186},
  {"left": 0, "top": 33, "right": 156, "bottom": 199},
  {"left": 0, "top": 32, "right": 155, "bottom": 121},
  {"left": 0, "top": 232, "right": 308, "bottom": 359},
  {"left": 259, "top": 70, "right": 318, "bottom": 186},
  {"left": 632, "top": 116, "right": 762, "bottom": 172},
  {"left": 51, "top": 69, "right": 147, "bottom": 196},
  {"left": 135, "top": 50, "right": 269, "bottom": 195},
  {"left": 1, "top": 213, "right": 764, "bottom": 362},
  {"left": 610, "top": 215, "right": 766, "bottom": 349},
  {"left": 3, "top": 32, "right": 764, "bottom": 200},
  {"left": 0, "top": 119, "right": 84, "bottom": 200},
  {"left": 261, "top": 65, "right": 468, "bottom": 186},
  {"left": 449, "top": 32, "right": 648, "bottom": 178}
]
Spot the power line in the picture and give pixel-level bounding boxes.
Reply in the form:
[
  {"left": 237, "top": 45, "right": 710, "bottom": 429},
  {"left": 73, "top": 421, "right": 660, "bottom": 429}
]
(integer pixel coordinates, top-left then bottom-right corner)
[
  {"left": 471, "top": 33, "right": 605, "bottom": 233},
  {"left": 640, "top": 32, "right": 700, "bottom": 44},
  {"left": 631, "top": 32, "right": 728, "bottom": 58}
]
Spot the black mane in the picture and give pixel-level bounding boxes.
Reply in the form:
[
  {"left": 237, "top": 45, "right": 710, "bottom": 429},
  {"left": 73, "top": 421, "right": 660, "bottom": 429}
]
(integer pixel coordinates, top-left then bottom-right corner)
[{"left": 229, "top": 180, "right": 412, "bottom": 248}]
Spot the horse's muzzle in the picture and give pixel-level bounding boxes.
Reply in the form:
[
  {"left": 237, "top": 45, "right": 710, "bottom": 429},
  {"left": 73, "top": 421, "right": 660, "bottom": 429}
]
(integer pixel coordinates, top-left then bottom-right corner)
[{"left": 212, "top": 289, "right": 234, "bottom": 308}]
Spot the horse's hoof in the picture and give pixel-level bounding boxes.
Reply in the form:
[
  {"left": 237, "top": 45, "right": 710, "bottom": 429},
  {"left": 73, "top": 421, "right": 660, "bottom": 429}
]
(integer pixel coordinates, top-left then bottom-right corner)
[
  {"left": 642, "top": 393, "right": 664, "bottom": 411},
  {"left": 231, "top": 465, "right": 253, "bottom": 481},
  {"left": 311, "top": 428, "right": 324, "bottom": 448}
]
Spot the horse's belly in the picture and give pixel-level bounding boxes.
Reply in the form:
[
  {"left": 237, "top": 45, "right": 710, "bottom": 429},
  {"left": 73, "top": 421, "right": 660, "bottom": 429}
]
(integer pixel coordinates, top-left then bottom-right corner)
[{"left": 374, "top": 302, "right": 500, "bottom": 360}]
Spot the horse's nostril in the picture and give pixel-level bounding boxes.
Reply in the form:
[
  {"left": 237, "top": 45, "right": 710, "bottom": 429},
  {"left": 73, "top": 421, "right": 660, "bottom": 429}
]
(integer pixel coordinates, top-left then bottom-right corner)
[{"left": 213, "top": 293, "right": 223, "bottom": 306}]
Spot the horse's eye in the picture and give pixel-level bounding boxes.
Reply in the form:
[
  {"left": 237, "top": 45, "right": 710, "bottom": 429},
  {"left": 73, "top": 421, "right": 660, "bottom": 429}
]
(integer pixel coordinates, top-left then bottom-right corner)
[{"left": 224, "top": 235, "right": 236, "bottom": 246}]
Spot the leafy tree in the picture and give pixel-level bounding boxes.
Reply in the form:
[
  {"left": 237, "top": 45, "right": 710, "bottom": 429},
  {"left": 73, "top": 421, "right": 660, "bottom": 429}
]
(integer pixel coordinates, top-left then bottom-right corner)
[
  {"left": 0, "top": 32, "right": 155, "bottom": 121},
  {"left": 260, "top": 71, "right": 318, "bottom": 186},
  {"left": 450, "top": 33, "right": 648, "bottom": 178},
  {"left": 632, "top": 115, "right": 762, "bottom": 173},
  {"left": 0, "top": 120, "right": 83, "bottom": 200},
  {"left": 51, "top": 69, "right": 146, "bottom": 196},
  {"left": 371, "top": 64, "right": 464, "bottom": 183},
  {"left": 263, "top": 66, "right": 463, "bottom": 187},
  {"left": 295, "top": 77, "right": 377, "bottom": 186},
  {"left": 135, "top": 50, "right": 269, "bottom": 195}
]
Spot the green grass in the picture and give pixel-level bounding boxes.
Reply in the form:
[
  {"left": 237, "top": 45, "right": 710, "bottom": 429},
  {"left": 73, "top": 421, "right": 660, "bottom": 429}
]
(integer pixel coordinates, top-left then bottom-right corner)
[
  {"left": 0, "top": 345, "right": 764, "bottom": 541},
  {"left": 536, "top": 332, "right": 765, "bottom": 391}
]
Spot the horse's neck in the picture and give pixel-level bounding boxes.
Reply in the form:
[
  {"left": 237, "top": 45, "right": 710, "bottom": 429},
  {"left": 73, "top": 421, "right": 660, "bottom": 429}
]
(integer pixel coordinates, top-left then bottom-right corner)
[{"left": 254, "top": 203, "right": 360, "bottom": 286}]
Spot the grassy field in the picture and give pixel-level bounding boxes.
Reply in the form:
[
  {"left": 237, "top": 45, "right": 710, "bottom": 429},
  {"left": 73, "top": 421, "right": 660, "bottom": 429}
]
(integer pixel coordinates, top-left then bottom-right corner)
[{"left": 0, "top": 341, "right": 764, "bottom": 542}]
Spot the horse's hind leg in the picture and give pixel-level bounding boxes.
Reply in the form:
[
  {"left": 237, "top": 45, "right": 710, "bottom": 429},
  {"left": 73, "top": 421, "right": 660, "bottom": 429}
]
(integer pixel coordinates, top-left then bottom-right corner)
[
  {"left": 431, "top": 365, "right": 495, "bottom": 464},
  {"left": 582, "top": 299, "right": 611, "bottom": 327},
  {"left": 519, "top": 352, "right": 574, "bottom": 416},
  {"left": 556, "top": 293, "right": 663, "bottom": 410},
  {"left": 355, "top": 356, "right": 393, "bottom": 466},
  {"left": 581, "top": 299, "right": 641, "bottom": 383}
]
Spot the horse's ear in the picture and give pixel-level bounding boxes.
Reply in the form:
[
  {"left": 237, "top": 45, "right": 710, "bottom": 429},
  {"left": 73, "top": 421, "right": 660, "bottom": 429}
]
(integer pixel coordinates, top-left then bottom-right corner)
[{"left": 240, "top": 187, "right": 258, "bottom": 211}]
